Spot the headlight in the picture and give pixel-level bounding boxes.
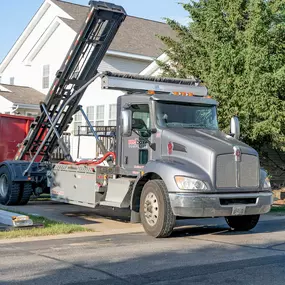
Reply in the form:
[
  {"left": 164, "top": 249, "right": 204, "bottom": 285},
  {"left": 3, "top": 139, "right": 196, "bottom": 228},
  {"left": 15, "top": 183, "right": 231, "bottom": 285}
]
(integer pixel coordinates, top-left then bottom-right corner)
[
  {"left": 263, "top": 177, "right": 271, "bottom": 189},
  {"left": 260, "top": 168, "right": 272, "bottom": 190},
  {"left": 174, "top": 176, "right": 208, "bottom": 190}
]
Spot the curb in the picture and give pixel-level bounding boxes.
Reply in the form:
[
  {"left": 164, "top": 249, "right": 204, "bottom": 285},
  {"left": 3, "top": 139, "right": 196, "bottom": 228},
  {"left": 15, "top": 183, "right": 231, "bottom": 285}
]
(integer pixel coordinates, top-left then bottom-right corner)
[{"left": 0, "top": 227, "right": 145, "bottom": 244}]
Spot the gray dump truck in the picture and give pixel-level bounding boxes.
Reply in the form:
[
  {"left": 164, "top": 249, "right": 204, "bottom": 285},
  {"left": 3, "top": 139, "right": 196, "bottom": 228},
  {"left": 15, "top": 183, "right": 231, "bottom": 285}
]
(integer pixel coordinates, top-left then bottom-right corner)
[{"left": 0, "top": 1, "right": 272, "bottom": 238}]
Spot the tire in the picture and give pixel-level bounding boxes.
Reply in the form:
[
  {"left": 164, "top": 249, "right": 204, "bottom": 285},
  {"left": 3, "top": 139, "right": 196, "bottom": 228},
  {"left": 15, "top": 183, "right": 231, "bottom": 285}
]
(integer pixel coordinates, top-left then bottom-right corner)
[
  {"left": 139, "top": 179, "right": 176, "bottom": 238},
  {"left": 225, "top": 214, "right": 260, "bottom": 231},
  {"left": 18, "top": 182, "right": 33, "bottom": 205},
  {"left": 0, "top": 166, "right": 20, "bottom": 205}
]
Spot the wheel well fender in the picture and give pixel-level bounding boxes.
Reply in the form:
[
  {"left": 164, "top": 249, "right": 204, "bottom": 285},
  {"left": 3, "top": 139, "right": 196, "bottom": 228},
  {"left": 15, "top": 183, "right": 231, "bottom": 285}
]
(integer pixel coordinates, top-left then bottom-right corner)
[
  {"left": 131, "top": 172, "right": 162, "bottom": 214},
  {"left": 0, "top": 162, "right": 16, "bottom": 180},
  {"left": 129, "top": 158, "right": 209, "bottom": 223},
  {"left": 0, "top": 161, "right": 32, "bottom": 182}
]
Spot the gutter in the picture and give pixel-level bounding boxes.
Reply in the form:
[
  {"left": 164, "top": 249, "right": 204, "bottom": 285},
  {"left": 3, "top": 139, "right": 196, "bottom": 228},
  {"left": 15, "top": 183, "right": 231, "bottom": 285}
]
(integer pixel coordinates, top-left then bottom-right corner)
[
  {"left": 13, "top": 103, "right": 41, "bottom": 110},
  {"left": 106, "top": 50, "right": 154, "bottom": 62}
]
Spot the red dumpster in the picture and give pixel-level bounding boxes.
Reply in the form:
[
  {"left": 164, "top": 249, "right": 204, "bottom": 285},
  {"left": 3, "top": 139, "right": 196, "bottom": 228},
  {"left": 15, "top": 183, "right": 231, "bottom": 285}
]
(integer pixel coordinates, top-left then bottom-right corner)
[{"left": 0, "top": 114, "right": 34, "bottom": 162}]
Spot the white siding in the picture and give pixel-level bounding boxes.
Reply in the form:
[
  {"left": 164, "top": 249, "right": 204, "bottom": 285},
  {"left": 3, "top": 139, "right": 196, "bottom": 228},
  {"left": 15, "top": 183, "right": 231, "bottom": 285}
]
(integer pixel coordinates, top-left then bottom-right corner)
[
  {"left": 0, "top": 2, "right": 75, "bottom": 93},
  {"left": 0, "top": 97, "right": 13, "bottom": 113},
  {"left": 2, "top": 23, "right": 75, "bottom": 95},
  {"left": 31, "top": 23, "right": 76, "bottom": 94},
  {"left": 98, "top": 55, "right": 150, "bottom": 74},
  {"left": 71, "top": 136, "right": 97, "bottom": 160},
  {"left": 68, "top": 77, "right": 125, "bottom": 159}
]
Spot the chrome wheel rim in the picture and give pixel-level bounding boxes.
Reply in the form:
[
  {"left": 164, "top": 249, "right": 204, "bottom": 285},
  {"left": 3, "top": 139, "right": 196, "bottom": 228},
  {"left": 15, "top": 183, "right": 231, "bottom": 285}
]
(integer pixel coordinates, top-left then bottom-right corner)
[
  {"left": 0, "top": 174, "right": 8, "bottom": 198},
  {"left": 144, "top": 192, "right": 159, "bottom": 226}
]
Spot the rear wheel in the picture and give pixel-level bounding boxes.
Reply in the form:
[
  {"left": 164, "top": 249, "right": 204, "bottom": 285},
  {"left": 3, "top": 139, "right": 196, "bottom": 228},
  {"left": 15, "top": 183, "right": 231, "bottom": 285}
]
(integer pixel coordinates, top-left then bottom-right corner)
[
  {"left": 225, "top": 214, "right": 260, "bottom": 231},
  {"left": 140, "top": 180, "right": 176, "bottom": 238},
  {"left": 18, "top": 182, "right": 33, "bottom": 205},
  {"left": 0, "top": 166, "right": 20, "bottom": 205}
]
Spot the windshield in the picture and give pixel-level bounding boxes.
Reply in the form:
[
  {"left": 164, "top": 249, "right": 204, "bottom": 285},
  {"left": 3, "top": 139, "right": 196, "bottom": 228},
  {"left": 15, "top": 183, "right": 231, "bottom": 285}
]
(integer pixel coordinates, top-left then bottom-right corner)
[{"left": 155, "top": 101, "right": 218, "bottom": 130}]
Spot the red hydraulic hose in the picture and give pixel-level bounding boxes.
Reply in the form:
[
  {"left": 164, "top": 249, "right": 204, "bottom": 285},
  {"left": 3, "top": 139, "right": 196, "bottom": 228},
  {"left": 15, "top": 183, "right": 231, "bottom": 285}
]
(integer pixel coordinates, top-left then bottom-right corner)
[{"left": 58, "top": 151, "right": 116, "bottom": 166}]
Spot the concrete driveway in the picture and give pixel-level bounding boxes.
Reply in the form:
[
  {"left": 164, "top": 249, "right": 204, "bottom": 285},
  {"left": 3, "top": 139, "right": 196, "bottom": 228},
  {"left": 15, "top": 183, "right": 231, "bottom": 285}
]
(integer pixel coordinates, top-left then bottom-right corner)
[
  {"left": 1, "top": 212, "right": 285, "bottom": 284},
  {"left": 0, "top": 200, "right": 144, "bottom": 235},
  {"left": 0, "top": 200, "right": 284, "bottom": 236}
]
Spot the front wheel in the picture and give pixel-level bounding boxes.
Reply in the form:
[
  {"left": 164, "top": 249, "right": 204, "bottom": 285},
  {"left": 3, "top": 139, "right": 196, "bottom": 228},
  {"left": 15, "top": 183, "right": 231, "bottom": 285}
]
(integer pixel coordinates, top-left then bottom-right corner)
[
  {"left": 225, "top": 214, "right": 260, "bottom": 231},
  {"left": 140, "top": 179, "right": 176, "bottom": 238}
]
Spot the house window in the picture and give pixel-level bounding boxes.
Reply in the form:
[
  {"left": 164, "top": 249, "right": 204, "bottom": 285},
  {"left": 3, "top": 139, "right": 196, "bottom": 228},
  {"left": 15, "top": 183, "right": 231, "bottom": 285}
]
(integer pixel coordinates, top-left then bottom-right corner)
[
  {"left": 108, "top": 104, "right": 117, "bottom": 125},
  {"left": 42, "top": 65, "right": 50, "bottom": 89},
  {"left": 74, "top": 112, "right": 82, "bottom": 135},
  {"left": 95, "top": 105, "right": 105, "bottom": 126},
  {"left": 86, "top": 106, "right": 94, "bottom": 133},
  {"left": 10, "top": 77, "right": 14, "bottom": 85},
  {"left": 86, "top": 106, "right": 94, "bottom": 125}
]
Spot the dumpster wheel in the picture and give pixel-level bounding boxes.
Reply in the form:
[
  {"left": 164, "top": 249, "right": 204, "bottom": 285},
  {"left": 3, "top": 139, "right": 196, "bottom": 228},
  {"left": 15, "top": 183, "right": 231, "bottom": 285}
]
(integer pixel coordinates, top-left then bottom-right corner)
[{"left": 0, "top": 165, "right": 20, "bottom": 205}]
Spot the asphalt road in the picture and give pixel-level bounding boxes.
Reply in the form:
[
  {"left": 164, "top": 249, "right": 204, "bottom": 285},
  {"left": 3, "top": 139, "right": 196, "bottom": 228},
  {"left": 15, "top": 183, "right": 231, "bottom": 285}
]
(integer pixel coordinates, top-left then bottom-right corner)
[{"left": 2, "top": 215, "right": 285, "bottom": 285}]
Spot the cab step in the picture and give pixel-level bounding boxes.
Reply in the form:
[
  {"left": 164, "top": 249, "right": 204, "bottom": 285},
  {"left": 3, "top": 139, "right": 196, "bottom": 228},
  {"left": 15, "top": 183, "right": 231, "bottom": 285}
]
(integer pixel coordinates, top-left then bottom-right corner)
[{"left": 101, "top": 178, "right": 135, "bottom": 208}]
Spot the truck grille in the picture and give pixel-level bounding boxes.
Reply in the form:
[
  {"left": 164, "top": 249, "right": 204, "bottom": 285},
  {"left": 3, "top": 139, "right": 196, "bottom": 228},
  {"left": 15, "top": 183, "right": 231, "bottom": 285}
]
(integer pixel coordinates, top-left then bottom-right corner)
[{"left": 216, "top": 154, "right": 259, "bottom": 189}]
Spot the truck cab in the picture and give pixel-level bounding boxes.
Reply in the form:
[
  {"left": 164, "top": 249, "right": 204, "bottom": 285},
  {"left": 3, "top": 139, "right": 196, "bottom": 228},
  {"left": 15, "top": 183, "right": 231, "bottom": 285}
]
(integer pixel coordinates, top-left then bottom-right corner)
[{"left": 110, "top": 88, "right": 272, "bottom": 237}]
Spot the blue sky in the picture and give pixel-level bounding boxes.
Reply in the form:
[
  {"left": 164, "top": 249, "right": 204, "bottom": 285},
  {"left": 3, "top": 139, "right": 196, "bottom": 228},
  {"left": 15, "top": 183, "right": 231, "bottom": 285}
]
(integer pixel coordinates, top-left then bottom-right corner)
[{"left": 0, "top": 0, "right": 189, "bottom": 63}]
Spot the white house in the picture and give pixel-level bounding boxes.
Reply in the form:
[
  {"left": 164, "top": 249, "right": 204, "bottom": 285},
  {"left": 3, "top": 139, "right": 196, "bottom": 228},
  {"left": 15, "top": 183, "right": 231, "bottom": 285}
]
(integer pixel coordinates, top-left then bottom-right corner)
[
  {"left": 0, "top": 0, "right": 175, "bottom": 159},
  {"left": 0, "top": 84, "right": 45, "bottom": 116}
]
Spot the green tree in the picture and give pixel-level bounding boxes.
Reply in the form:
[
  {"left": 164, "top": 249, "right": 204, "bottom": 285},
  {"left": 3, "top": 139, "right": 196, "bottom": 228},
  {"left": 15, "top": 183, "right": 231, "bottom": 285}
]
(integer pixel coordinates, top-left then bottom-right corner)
[{"left": 158, "top": 0, "right": 285, "bottom": 151}]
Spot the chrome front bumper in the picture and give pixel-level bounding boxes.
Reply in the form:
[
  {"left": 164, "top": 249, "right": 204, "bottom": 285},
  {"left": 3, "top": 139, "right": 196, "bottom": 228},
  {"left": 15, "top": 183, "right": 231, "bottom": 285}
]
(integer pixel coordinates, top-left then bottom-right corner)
[{"left": 169, "top": 192, "right": 273, "bottom": 217}]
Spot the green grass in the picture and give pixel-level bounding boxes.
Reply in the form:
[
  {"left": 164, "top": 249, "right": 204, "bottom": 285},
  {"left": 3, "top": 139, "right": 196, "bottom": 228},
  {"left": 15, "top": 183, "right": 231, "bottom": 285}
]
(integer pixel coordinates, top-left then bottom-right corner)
[
  {"left": 270, "top": 205, "right": 285, "bottom": 213},
  {"left": 30, "top": 194, "right": 51, "bottom": 201},
  {"left": 29, "top": 197, "right": 51, "bottom": 201},
  {"left": 0, "top": 210, "right": 93, "bottom": 239}
]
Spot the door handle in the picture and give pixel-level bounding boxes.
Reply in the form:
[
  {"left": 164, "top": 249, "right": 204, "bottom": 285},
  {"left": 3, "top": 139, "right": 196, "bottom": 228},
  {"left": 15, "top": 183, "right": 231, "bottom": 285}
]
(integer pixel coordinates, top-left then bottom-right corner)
[{"left": 124, "top": 156, "right": 128, "bottom": 164}]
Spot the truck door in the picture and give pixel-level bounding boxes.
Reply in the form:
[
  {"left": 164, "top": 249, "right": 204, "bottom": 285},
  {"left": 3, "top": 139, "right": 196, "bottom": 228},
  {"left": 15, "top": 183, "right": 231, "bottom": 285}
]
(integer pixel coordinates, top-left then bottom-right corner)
[{"left": 121, "top": 103, "right": 151, "bottom": 174}]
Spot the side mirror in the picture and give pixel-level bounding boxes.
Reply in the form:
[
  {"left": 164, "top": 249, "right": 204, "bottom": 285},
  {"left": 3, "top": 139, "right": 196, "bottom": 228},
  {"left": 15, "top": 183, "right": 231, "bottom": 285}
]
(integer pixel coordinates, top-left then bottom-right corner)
[
  {"left": 121, "top": 110, "right": 132, "bottom": 137},
  {"left": 230, "top": 116, "right": 240, "bottom": 140}
]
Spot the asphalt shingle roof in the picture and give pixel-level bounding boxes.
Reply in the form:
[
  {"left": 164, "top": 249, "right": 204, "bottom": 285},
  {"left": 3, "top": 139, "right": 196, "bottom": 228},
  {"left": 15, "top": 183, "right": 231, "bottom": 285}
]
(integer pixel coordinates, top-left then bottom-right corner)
[
  {"left": 52, "top": 0, "right": 176, "bottom": 58},
  {"left": 0, "top": 84, "right": 45, "bottom": 105}
]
